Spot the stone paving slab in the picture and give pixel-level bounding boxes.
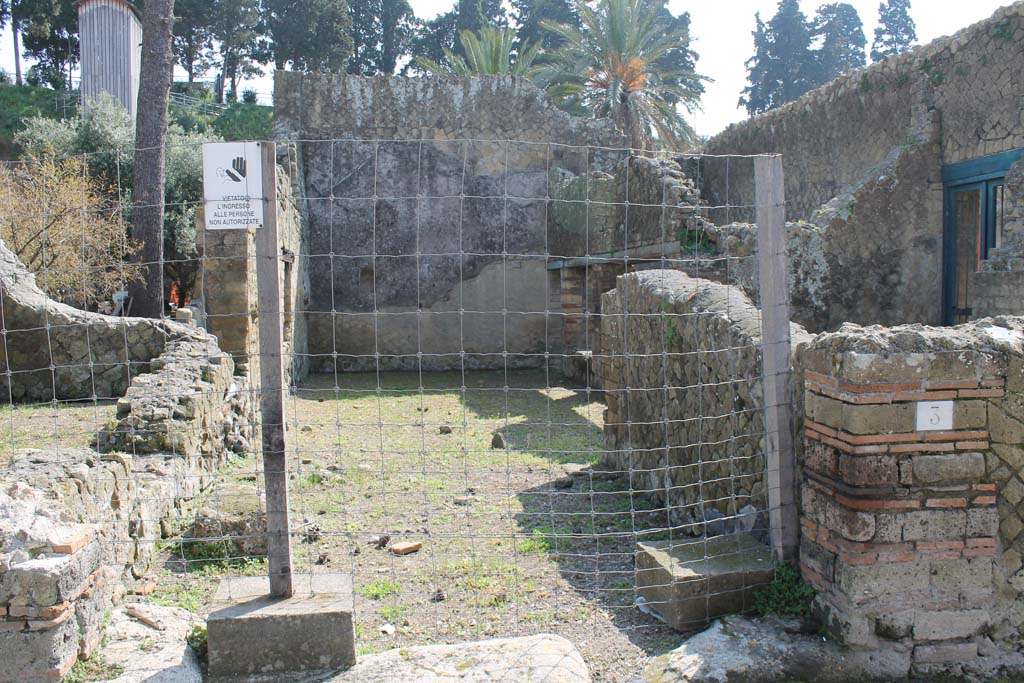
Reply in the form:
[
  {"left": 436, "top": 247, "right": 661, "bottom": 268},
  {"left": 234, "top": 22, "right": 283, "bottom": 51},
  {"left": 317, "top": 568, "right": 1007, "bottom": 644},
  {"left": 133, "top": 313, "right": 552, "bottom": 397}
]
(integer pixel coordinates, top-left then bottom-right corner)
[{"left": 327, "top": 633, "right": 591, "bottom": 683}]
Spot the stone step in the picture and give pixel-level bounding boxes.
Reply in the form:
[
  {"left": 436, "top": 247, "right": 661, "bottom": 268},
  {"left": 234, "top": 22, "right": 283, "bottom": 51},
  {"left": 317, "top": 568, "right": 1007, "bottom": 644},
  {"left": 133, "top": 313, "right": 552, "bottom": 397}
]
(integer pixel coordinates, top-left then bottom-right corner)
[
  {"left": 207, "top": 574, "right": 355, "bottom": 681},
  {"left": 636, "top": 532, "right": 774, "bottom": 632}
]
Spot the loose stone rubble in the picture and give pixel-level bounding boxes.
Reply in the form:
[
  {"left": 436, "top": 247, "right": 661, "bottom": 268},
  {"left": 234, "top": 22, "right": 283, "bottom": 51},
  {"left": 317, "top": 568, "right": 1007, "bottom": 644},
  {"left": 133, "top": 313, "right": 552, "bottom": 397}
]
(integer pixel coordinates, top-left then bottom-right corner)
[{"left": 100, "top": 604, "right": 202, "bottom": 683}]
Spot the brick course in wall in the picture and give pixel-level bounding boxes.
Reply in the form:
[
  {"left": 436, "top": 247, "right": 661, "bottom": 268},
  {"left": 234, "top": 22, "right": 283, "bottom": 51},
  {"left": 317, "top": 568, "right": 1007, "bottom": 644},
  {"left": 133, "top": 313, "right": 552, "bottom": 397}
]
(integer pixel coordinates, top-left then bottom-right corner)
[{"left": 796, "top": 318, "right": 1024, "bottom": 678}]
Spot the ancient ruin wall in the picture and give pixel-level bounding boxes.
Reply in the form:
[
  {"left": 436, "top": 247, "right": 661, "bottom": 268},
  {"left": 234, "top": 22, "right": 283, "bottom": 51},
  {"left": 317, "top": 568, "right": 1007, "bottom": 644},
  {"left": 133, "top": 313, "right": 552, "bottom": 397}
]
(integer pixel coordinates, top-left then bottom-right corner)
[
  {"left": 274, "top": 73, "right": 628, "bottom": 371},
  {"left": 704, "top": 2, "right": 1024, "bottom": 219},
  {"left": 708, "top": 124, "right": 941, "bottom": 332},
  {"left": 703, "top": 3, "right": 1024, "bottom": 330},
  {"left": 796, "top": 318, "right": 1024, "bottom": 678},
  {"left": 0, "top": 236, "right": 255, "bottom": 680},
  {"left": 596, "top": 270, "right": 810, "bottom": 528},
  {"left": 0, "top": 238, "right": 207, "bottom": 402},
  {"left": 196, "top": 150, "right": 310, "bottom": 384}
]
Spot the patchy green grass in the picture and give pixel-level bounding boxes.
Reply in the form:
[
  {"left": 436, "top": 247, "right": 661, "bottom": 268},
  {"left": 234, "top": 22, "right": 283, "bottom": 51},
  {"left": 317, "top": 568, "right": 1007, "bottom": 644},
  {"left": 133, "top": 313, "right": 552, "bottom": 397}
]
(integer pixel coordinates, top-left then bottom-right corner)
[
  {"left": 379, "top": 603, "right": 408, "bottom": 622},
  {"left": 752, "top": 562, "right": 816, "bottom": 619},
  {"left": 126, "top": 370, "right": 679, "bottom": 682},
  {"left": 358, "top": 579, "right": 401, "bottom": 600},
  {"left": 64, "top": 653, "right": 124, "bottom": 683}
]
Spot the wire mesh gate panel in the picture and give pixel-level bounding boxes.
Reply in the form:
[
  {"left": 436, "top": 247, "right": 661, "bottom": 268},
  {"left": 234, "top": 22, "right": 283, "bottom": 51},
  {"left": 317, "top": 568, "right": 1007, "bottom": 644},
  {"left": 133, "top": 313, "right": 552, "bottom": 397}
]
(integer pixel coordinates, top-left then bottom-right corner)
[{"left": 0, "top": 138, "right": 794, "bottom": 683}]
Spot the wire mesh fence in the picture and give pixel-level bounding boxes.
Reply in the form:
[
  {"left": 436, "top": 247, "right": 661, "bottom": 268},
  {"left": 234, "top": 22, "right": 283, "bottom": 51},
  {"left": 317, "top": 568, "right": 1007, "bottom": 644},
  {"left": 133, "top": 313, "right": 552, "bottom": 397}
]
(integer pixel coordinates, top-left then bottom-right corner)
[{"left": 0, "top": 136, "right": 794, "bottom": 681}]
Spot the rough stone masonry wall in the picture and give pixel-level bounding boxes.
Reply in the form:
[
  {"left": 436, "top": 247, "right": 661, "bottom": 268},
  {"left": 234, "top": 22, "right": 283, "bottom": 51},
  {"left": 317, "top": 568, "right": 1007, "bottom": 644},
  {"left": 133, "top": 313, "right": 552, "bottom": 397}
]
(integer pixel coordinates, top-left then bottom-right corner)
[
  {"left": 273, "top": 73, "right": 634, "bottom": 371},
  {"left": 596, "top": 270, "right": 810, "bottom": 530},
  {"left": 0, "top": 341, "right": 252, "bottom": 682},
  {"left": 796, "top": 318, "right": 1024, "bottom": 679},
  {"left": 703, "top": 3, "right": 1024, "bottom": 330},
  {"left": 0, "top": 238, "right": 254, "bottom": 680},
  {"left": 0, "top": 237, "right": 202, "bottom": 402}
]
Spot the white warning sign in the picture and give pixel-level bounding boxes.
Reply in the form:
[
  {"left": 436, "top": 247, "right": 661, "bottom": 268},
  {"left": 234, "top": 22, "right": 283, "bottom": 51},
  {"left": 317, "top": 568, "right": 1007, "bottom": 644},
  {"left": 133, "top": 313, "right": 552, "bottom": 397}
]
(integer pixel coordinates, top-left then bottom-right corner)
[{"left": 202, "top": 141, "right": 264, "bottom": 230}]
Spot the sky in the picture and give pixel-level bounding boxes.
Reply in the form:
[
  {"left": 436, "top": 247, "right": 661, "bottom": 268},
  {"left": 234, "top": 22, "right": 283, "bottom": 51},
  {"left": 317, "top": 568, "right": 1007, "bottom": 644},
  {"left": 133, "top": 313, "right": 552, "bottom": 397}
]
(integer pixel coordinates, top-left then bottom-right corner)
[{"left": 0, "top": 0, "right": 1013, "bottom": 137}]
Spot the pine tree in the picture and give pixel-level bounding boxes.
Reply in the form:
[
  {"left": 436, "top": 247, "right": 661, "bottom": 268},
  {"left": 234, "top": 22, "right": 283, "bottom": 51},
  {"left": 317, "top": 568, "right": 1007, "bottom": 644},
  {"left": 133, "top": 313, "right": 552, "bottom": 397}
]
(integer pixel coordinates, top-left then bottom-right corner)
[
  {"left": 21, "top": 0, "right": 78, "bottom": 89},
  {"left": 379, "top": 0, "right": 415, "bottom": 74},
  {"left": 871, "top": 0, "right": 916, "bottom": 62},
  {"left": 264, "top": 0, "right": 353, "bottom": 73},
  {"left": 811, "top": 3, "right": 866, "bottom": 86},
  {"left": 347, "top": 0, "right": 415, "bottom": 75},
  {"left": 653, "top": 7, "right": 704, "bottom": 110},
  {"left": 739, "top": 13, "right": 772, "bottom": 115},
  {"left": 173, "top": 0, "right": 216, "bottom": 83},
  {"left": 210, "top": 0, "right": 265, "bottom": 101},
  {"left": 512, "top": 0, "right": 578, "bottom": 52},
  {"left": 739, "top": 0, "right": 815, "bottom": 116}
]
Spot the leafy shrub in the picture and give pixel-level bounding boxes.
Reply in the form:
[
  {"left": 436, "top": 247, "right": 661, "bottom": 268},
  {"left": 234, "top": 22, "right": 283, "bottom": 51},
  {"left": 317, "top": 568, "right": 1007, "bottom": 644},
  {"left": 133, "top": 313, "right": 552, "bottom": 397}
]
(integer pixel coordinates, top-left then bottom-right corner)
[
  {"left": 752, "top": 562, "right": 816, "bottom": 619},
  {"left": 16, "top": 95, "right": 218, "bottom": 300},
  {"left": 0, "top": 156, "right": 141, "bottom": 306},
  {"left": 212, "top": 102, "right": 273, "bottom": 141}
]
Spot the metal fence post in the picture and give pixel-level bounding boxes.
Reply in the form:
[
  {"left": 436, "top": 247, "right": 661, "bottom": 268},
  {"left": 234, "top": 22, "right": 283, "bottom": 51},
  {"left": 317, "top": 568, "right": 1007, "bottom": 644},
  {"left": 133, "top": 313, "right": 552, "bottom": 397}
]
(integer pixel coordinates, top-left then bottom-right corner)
[
  {"left": 755, "top": 154, "right": 799, "bottom": 563},
  {"left": 256, "top": 140, "right": 294, "bottom": 597}
]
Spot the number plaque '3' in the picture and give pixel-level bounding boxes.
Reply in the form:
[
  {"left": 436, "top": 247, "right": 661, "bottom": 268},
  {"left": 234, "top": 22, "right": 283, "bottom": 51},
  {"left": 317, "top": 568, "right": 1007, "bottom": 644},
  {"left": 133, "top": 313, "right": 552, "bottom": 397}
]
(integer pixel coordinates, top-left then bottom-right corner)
[{"left": 916, "top": 401, "right": 954, "bottom": 432}]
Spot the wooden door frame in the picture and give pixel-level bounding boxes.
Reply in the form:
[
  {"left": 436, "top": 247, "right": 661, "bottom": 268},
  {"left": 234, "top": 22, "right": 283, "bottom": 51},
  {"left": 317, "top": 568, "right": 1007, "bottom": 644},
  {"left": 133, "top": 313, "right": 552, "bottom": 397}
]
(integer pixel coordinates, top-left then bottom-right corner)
[{"left": 942, "top": 148, "right": 1024, "bottom": 325}]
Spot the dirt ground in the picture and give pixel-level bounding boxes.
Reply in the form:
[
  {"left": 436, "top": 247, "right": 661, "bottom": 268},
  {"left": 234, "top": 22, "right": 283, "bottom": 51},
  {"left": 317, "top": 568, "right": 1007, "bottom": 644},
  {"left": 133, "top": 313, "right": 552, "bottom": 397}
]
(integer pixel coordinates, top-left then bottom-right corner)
[
  {"left": 148, "top": 369, "right": 686, "bottom": 681},
  {"left": 0, "top": 399, "right": 116, "bottom": 467}
]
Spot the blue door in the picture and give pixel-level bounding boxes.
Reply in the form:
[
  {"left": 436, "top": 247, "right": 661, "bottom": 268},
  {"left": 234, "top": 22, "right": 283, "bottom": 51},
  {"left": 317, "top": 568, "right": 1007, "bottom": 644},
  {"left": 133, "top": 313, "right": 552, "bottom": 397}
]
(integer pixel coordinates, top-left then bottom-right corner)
[{"left": 943, "top": 149, "right": 1021, "bottom": 325}]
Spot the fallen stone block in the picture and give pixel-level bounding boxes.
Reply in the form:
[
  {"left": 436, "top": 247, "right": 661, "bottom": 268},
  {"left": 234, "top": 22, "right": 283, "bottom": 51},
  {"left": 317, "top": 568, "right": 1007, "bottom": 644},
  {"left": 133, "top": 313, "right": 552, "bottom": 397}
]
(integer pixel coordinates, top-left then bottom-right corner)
[
  {"left": 188, "top": 483, "right": 267, "bottom": 557},
  {"left": 390, "top": 540, "right": 422, "bottom": 555},
  {"left": 636, "top": 533, "right": 774, "bottom": 632},
  {"left": 327, "top": 633, "right": 590, "bottom": 682}
]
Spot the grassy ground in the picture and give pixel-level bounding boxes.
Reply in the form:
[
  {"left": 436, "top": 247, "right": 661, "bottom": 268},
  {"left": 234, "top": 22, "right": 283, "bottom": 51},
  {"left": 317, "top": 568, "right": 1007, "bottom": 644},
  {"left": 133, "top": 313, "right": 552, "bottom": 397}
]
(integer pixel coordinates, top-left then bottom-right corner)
[{"left": 148, "top": 369, "right": 683, "bottom": 682}]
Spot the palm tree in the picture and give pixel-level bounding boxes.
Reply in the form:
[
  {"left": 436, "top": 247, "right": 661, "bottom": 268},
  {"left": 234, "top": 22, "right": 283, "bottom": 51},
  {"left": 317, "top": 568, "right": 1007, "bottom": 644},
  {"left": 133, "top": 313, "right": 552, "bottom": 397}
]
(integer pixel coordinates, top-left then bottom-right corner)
[
  {"left": 540, "top": 0, "right": 704, "bottom": 150},
  {"left": 416, "top": 26, "right": 542, "bottom": 77}
]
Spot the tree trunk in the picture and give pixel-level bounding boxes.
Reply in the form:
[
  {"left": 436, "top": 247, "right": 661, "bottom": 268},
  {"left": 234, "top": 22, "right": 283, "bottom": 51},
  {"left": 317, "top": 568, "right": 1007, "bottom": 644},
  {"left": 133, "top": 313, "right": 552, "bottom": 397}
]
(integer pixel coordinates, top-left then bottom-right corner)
[
  {"left": 129, "top": 0, "right": 176, "bottom": 319},
  {"left": 12, "top": 18, "right": 22, "bottom": 86}
]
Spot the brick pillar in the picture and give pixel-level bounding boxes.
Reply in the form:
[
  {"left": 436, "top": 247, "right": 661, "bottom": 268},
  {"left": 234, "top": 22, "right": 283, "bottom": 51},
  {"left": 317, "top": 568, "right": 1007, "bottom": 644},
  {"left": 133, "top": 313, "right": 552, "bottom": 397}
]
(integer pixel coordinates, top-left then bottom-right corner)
[{"left": 797, "top": 346, "right": 1004, "bottom": 676}]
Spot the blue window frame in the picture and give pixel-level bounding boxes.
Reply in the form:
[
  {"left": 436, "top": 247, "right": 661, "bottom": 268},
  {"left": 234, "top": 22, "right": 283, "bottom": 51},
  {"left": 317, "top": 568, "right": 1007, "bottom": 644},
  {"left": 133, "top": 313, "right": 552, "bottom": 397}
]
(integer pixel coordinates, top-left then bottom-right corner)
[{"left": 942, "top": 148, "right": 1022, "bottom": 325}]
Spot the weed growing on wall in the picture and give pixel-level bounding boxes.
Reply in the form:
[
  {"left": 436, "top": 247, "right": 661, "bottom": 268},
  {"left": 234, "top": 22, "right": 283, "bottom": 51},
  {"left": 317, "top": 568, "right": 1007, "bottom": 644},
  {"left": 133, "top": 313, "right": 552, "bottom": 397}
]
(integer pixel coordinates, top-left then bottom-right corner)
[{"left": 186, "top": 625, "right": 208, "bottom": 666}]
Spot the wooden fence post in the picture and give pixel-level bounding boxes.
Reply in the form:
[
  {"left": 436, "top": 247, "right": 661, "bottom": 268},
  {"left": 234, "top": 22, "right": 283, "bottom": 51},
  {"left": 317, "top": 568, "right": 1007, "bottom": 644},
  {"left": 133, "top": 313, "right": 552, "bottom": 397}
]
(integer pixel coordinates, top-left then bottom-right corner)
[
  {"left": 755, "top": 155, "right": 799, "bottom": 562},
  {"left": 256, "top": 141, "right": 293, "bottom": 597}
]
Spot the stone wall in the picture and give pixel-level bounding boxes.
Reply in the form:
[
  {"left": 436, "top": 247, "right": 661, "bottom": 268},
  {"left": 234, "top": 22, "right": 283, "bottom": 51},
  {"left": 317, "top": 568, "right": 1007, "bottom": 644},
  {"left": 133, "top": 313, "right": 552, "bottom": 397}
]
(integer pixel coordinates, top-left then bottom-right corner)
[
  {"left": 703, "top": 3, "right": 1024, "bottom": 330},
  {"left": 0, "top": 238, "right": 255, "bottom": 680},
  {"left": 595, "top": 269, "right": 810, "bottom": 530},
  {"left": 0, "top": 338, "right": 252, "bottom": 681},
  {"left": 796, "top": 318, "right": 1024, "bottom": 678},
  {"left": 274, "top": 73, "right": 638, "bottom": 371},
  {"left": 0, "top": 238, "right": 205, "bottom": 402}
]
